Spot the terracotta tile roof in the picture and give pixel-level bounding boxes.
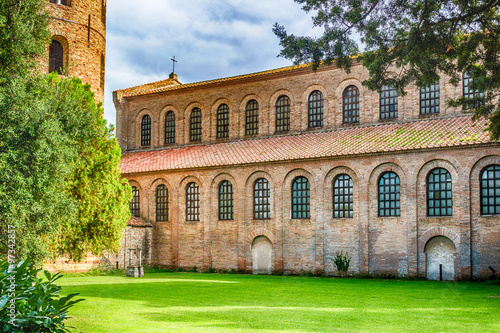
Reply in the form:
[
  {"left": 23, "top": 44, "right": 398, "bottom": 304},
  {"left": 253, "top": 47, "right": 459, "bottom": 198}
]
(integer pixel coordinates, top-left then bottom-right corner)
[
  {"left": 127, "top": 216, "right": 152, "bottom": 228},
  {"left": 120, "top": 116, "right": 495, "bottom": 174},
  {"left": 116, "top": 63, "right": 313, "bottom": 98}
]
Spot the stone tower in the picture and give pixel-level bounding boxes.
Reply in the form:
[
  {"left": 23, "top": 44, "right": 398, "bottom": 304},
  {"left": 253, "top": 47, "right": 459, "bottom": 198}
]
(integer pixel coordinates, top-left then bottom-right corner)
[{"left": 44, "top": 0, "right": 107, "bottom": 102}]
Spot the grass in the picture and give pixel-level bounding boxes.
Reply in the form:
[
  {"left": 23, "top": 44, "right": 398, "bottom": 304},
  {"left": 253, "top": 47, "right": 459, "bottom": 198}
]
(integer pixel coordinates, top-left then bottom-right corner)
[{"left": 59, "top": 272, "right": 500, "bottom": 332}]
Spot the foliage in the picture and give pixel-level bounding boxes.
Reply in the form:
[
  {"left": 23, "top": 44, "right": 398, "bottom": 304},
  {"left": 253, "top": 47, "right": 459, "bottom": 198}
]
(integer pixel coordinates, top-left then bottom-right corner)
[
  {"left": 0, "top": 260, "right": 83, "bottom": 332},
  {"left": 274, "top": 0, "right": 500, "bottom": 138},
  {"left": 332, "top": 250, "right": 351, "bottom": 276}
]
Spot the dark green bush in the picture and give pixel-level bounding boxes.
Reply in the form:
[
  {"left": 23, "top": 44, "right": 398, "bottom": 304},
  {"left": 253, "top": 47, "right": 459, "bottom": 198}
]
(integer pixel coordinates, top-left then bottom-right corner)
[
  {"left": 332, "top": 251, "right": 351, "bottom": 277},
  {"left": 0, "top": 260, "right": 83, "bottom": 332}
]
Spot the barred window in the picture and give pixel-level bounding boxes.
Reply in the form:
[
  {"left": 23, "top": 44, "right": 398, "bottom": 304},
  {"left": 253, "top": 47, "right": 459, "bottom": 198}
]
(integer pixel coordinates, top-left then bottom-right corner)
[
  {"left": 427, "top": 168, "right": 452, "bottom": 216},
  {"left": 156, "top": 184, "right": 168, "bottom": 221},
  {"left": 380, "top": 85, "right": 398, "bottom": 120},
  {"left": 420, "top": 82, "right": 440, "bottom": 115},
  {"left": 130, "top": 186, "right": 140, "bottom": 217},
  {"left": 291, "top": 177, "right": 310, "bottom": 219},
  {"left": 333, "top": 174, "right": 353, "bottom": 218},
  {"left": 49, "top": 40, "right": 64, "bottom": 74},
  {"left": 480, "top": 165, "right": 500, "bottom": 215},
  {"left": 164, "top": 111, "right": 175, "bottom": 144},
  {"left": 141, "top": 115, "right": 151, "bottom": 146},
  {"left": 186, "top": 182, "right": 200, "bottom": 221},
  {"left": 216, "top": 104, "right": 230, "bottom": 139},
  {"left": 218, "top": 180, "right": 234, "bottom": 220},
  {"left": 254, "top": 178, "right": 270, "bottom": 219},
  {"left": 308, "top": 90, "right": 324, "bottom": 128},
  {"left": 463, "top": 71, "right": 484, "bottom": 109},
  {"left": 190, "top": 108, "right": 202, "bottom": 142},
  {"left": 378, "top": 172, "right": 400, "bottom": 217},
  {"left": 343, "top": 85, "right": 359, "bottom": 124},
  {"left": 245, "top": 100, "right": 259, "bottom": 136},
  {"left": 275, "top": 95, "right": 290, "bottom": 133}
]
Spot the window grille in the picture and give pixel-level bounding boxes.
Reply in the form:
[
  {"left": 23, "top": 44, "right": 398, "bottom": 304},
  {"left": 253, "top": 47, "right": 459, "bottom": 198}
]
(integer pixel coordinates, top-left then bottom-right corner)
[
  {"left": 49, "top": 40, "right": 64, "bottom": 74},
  {"left": 480, "top": 165, "right": 500, "bottom": 215},
  {"left": 218, "top": 181, "right": 234, "bottom": 220},
  {"left": 130, "top": 186, "right": 140, "bottom": 217},
  {"left": 380, "top": 85, "right": 398, "bottom": 120},
  {"left": 216, "top": 104, "right": 230, "bottom": 139},
  {"left": 427, "top": 168, "right": 452, "bottom": 216},
  {"left": 275, "top": 95, "right": 290, "bottom": 133},
  {"left": 245, "top": 100, "right": 259, "bottom": 136},
  {"left": 156, "top": 184, "right": 168, "bottom": 221},
  {"left": 254, "top": 178, "right": 270, "bottom": 219},
  {"left": 333, "top": 174, "right": 353, "bottom": 218},
  {"left": 164, "top": 111, "right": 175, "bottom": 144},
  {"left": 186, "top": 182, "right": 200, "bottom": 221},
  {"left": 291, "top": 177, "right": 310, "bottom": 219},
  {"left": 190, "top": 108, "right": 202, "bottom": 142},
  {"left": 378, "top": 172, "right": 400, "bottom": 217},
  {"left": 420, "top": 82, "right": 440, "bottom": 115},
  {"left": 463, "top": 71, "right": 484, "bottom": 109},
  {"left": 141, "top": 115, "right": 151, "bottom": 146},
  {"left": 343, "top": 85, "right": 359, "bottom": 124},
  {"left": 308, "top": 90, "right": 324, "bottom": 128}
]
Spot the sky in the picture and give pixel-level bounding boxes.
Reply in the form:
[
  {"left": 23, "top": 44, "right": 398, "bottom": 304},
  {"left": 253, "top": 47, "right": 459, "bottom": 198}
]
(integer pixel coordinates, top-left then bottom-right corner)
[{"left": 103, "top": 0, "right": 322, "bottom": 126}]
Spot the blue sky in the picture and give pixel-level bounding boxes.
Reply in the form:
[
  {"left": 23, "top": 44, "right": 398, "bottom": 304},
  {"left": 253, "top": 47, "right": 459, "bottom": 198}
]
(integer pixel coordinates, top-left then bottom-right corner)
[{"left": 103, "top": 0, "right": 321, "bottom": 126}]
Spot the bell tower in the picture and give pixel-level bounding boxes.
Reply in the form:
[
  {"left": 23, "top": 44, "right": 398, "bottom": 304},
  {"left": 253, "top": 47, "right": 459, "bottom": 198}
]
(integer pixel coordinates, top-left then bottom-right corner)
[{"left": 45, "top": 0, "right": 107, "bottom": 102}]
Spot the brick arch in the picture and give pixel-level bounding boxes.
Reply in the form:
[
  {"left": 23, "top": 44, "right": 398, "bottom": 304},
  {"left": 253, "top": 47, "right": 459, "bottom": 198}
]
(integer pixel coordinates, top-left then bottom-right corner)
[
  {"left": 239, "top": 94, "right": 263, "bottom": 137},
  {"left": 210, "top": 98, "right": 233, "bottom": 140},
  {"left": 177, "top": 175, "right": 203, "bottom": 223},
  {"left": 184, "top": 102, "right": 204, "bottom": 143},
  {"left": 269, "top": 89, "right": 295, "bottom": 133},
  {"left": 159, "top": 105, "right": 180, "bottom": 146},
  {"left": 135, "top": 109, "right": 155, "bottom": 148},
  {"left": 283, "top": 168, "right": 315, "bottom": 221},
  {"left": 418, "top": 227, "right": 460, "bottom": 253},
  {"left": 469, "top": 155, "right": 500, "bottom": 219},
  {"left": 148, "top": 178, "right": 171, "bottom": 223},
  {"left": 334, "top": 78, "right": 367, "bottom": 126},
  {"left": 301, "top": 84, "right": 329, "bottom": 130},
  {"left": 245, "top": 171, "right": 274, "bottom": 221},
  {"left": 50, "top": 35, "right": 70, "bottom": 75},
  {"left": 323, "top": 166, "right": 360, "bottom": 219},
  {"left": 248, "top": 228, "right": 276, "bottom": 244},
  {"left": 470, "top": 155, "right": 500, "bottom": 182}
]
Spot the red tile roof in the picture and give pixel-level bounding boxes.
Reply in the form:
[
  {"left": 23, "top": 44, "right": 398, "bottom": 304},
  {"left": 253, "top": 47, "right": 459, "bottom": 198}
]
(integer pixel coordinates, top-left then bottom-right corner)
[
  {"left": 127, "top": 216, "right": 152, "bottom": 228},
  {"left": 120, "top": 116, "right": 495, "bottom": 174}
]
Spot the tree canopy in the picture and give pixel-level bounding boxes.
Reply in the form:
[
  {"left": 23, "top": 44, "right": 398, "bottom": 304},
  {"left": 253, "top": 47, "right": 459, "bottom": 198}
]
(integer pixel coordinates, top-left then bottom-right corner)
[
  {"left": 0, "top": 0, "right": 131, "bottom": 264},
  {"left": 274, "top": 0, "right": 500, "bottom": 138}
]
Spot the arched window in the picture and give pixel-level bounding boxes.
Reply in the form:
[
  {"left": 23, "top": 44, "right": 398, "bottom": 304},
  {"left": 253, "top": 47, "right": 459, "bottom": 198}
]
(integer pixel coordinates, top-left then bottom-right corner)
[
  {"left": 378, "top": 172, "right": 400, "bottom": 217},
  {"left": 186, "top": 182, "right": 200, "bottom": 221},
  {"left": 155, "top": 184, "right": 168, "bottom": 221},
  {"left": 130, "top": 186, "right": 140, "bottom": 217},
  {"left": 480, "top": 165, "right": 500, "bottom": 215},
  {"left": 333, "top": 174, "right": 353, "bottom": 218},
  {"left": 49, "top": 39, "right": 64, "bottom": 74},
  {"left": 380, "top": 85, "right": 398, "bottom": 120},
  {"left": 254, "top": 178, "right": 270, "bottom": 219},
  {"left": 164, "top": 111, "right": 175, "bottom": 144},
  {"left": 218, "top": 180, "right": 234, "bottom": 220},
  {"left": 308, "top": 90, "right": 323, "bottom": 128},
  {"left": 420, "top": 81, "right": 440, "bottom": 115},
  {"left": 275, "top": 95, "right": 290, "bottom": 133},
  {"left": 427, "top": 168, "right": 452, "bottom": 216},
  {"left": 291, "top": 177, "right": 310, "bottom": 219},
  {"left": 141, "top": 115, "right": 151, "bottom": 146},
  {"left": 463, "top": 71, "right": 484, "bottom": 109},
  {"left": 245, "top": 100, "right": 259, "bottom": 136},
  {"left": 343, "top": 85, "right": 359, "bottom": 124},
  {"left": 189, "top": 108, "right": 202, "bottom": 142},
  {"left": 216, "top": 104, "right": 230, "bottom": 139}
]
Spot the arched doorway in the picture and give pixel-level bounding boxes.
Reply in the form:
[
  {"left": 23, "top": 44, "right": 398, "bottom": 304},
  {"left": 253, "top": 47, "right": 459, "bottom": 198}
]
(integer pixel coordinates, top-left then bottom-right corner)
[
  {"left": 424, "top": 236, "right": 456, "bottom": 281},
  {"left": 252, "top": 236, "right": 272, "bottom": 274}
]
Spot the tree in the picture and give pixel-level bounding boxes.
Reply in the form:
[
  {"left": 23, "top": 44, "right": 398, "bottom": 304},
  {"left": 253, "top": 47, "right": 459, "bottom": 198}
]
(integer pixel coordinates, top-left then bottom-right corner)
[
  {"left": 0, "top": 0, "right": 131, "bottom": 264},
  {"left": 273, "top": 0, "right": 500, "bottom": 138}
]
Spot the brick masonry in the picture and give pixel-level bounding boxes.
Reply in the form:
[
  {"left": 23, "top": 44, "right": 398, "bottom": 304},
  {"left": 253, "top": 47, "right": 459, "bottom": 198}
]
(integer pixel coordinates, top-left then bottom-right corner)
[{"left": 114, "top": 61, "right": 500, "bottom": 280}]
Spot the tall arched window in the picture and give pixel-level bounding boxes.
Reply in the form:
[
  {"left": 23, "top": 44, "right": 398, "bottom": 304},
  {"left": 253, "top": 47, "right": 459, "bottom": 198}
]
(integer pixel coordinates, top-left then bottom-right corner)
[
  {"left": 291, "top": 177, "right": 310, "bottom": 219},
  {"left": 463, "top": 71, "right": 484, "bottom": 109},
  {"left": 141, "top": 115, "right": 151, "bottom": 146},
  {"left": 343, "top": 85, "right": 359, "bottom": 124},
  {"left": 49, "top": 39, "right": 64, "bottom": 74},
  {"left": 218, "top": 180, "right": 234, "bottom": 220},
  {"left": 333, "top": 174, "right": 353, "bottom": 218},
  {"left": 380, "top": 85, "right": 398, "bottom": 120},
  {"left": 186, "top": 182, "right": 200, "bottom": 221},
  {"left": 164, "top": 111, "right": 175, "bottom": 144},
  {"left": 155, "top": 184, "right": 168, "bottom": 221},
  {"left": 130, "top": 186, "right": 140, "bottom": 217},
  {"left": 216, "top": 104, "right": 230, "bottom": 139},
  {"left": 378, "top": 172, "right": 400, "bottom": 217},
  {"left": 245, "top": 100, "right": 259, "bottom": 136},
  {"left": 275, "top": 95, "right": 290, "bottom": 133},
  {"left": 420, "top": 81, "right": 440, "bottom": 115},
  {"left": 308, "top": 90, "right": 323, "bottom": 128},
  {"left": 427, "top": 168, "right": 452, "bottom": 216},
  {"left": 480, "top": 165, "right": 500, "bottom": 215},
  {"left": 190, "top": 108, "right": 202, "bottom": 142},
  {"left": 254, "top": 178, "right": 270, "bottom": 219}
]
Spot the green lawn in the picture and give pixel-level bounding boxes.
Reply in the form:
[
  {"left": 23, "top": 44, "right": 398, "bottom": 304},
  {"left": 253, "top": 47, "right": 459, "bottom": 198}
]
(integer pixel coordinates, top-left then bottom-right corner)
[{"left": 59, "top": 272, "right": 500, "bottom": 332}]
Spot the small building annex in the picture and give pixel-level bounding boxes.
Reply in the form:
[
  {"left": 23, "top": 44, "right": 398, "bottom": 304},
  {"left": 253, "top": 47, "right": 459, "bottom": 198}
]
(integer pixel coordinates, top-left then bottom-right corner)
[{"left": 113, "top": 62, "right": 500, "bottom": 280}]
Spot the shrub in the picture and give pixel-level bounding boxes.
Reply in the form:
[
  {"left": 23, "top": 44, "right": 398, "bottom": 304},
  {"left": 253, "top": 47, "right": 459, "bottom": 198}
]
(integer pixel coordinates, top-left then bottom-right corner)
[
  {"left": 0, "top": 260, "right": 83, "bottom": 332},
  {"left": 332, "top": 251, "right": 351, "bottom": 277},
  {"left": 187, "top": 266, "right": 198, "bottom": 273}
]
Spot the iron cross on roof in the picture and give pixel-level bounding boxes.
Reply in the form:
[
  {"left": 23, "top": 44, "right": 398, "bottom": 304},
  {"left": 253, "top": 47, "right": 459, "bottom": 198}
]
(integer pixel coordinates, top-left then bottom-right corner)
[{"left": 171, "top": 56, "right": 178, "bottom": 73}]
